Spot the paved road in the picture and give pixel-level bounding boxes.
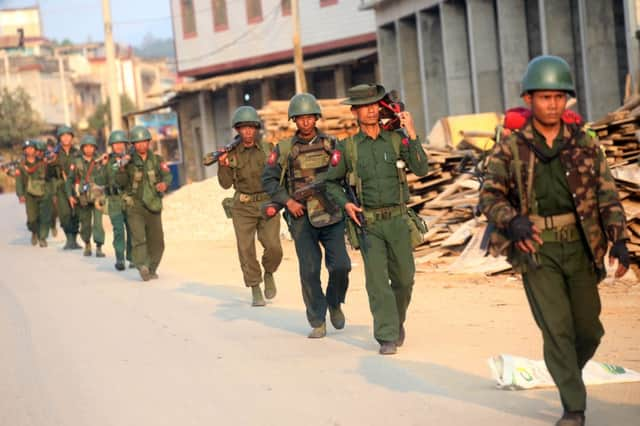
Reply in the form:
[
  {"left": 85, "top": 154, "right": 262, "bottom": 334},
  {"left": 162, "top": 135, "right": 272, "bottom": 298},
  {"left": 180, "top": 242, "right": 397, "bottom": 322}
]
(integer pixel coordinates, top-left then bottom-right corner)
[{"left": 1, "top": 194, "right": 638, "bottom": 426}]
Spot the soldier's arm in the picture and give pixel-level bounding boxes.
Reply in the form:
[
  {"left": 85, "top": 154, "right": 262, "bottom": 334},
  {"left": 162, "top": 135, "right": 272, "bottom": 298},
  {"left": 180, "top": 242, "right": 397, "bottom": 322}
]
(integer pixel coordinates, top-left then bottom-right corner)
[
  {"left": 157, "top": 155, "right": 173, "bottom": 186},
  {"left": 14, "top": 167, "right": 25, "bottom": 198},
  {"left": 325, "top": 141, "right": 349, "bottom": 208},
  {"left": 261, "top": 145, "right": 290, "bottom": 205},
  {"left": 595, "top": 147, "right": 629, "bottom": 242},
  {"left": 479, "top": 141, "right": 518, "bottom": 229},
  {"left": 401, "top": 135, "right": 429, "bottom": 177},
  {"left": 217, "top": 158, "right": 234, "bottom": 189}
]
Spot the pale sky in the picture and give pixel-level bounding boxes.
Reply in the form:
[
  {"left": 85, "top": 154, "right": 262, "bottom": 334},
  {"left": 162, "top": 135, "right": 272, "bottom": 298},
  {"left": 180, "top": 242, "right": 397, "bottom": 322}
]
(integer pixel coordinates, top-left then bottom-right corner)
[{"left": 0, "top": 0, "right": 174, "bottom": 45}]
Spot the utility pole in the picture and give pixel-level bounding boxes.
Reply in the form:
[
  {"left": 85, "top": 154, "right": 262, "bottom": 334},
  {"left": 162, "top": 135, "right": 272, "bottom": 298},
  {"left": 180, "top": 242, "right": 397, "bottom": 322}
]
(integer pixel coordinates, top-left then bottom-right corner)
[
  {"left": 102, "top": 0, "right": 122, "bottom": 129},
  {"left": 56, "top": 52, "right": 71, "bottom": 126},
  {"left": 291, "top": 0, "right": 307, "bottom": 93}
]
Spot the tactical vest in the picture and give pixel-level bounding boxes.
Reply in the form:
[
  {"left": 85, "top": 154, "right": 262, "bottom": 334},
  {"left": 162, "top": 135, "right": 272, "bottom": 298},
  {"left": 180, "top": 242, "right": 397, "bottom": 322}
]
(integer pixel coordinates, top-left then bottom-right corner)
[
  {"left": 279, "top": 135, "right": 342, "bottom": 228},
  {"left": 22, "top": 161, "right": 46, "bottom": 197},
  {"left": 131, "top": 153, "right": 163, "bottom": 213}
]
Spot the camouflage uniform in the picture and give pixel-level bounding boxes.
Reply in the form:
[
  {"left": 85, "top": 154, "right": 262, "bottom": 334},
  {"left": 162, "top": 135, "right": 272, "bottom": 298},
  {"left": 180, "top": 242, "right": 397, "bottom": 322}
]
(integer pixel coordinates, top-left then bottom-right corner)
[{"left": 480, "top": 119, "right": 628, "bottom": 413}]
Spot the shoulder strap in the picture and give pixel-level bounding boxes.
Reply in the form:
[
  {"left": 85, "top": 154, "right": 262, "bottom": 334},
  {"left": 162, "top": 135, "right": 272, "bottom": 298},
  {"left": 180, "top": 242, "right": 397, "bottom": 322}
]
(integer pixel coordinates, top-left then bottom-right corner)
[
  {"left": 390, "top": 131, "right": 402, "bottom": 157},
  {"left": 345, "top": 135, "right": 364, "bottom": 205},
  {"left": 278, "top": 138, "right": 293, "bottom": 187}
]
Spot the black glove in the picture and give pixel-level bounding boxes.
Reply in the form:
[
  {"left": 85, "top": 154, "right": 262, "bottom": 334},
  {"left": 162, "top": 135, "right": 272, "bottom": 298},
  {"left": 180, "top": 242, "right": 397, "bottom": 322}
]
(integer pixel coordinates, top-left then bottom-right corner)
[
  {"left": 610, "top": 240, "right": 630, "bottom": 268},
  {"left": 507, "top": 215, "right": 535, "bottom": 242}
]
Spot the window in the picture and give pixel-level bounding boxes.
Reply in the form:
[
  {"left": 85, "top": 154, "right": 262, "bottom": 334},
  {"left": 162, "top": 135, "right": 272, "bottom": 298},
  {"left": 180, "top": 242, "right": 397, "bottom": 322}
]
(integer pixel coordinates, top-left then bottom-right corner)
[
  {"left": 212, "top": 0, "right": 228, "bottom": 31},
  {"left": 281, "top": 0, "right": 291, "bottom": 16},
  {"left": 180, "top": 0, "right": 197, "bottom": 38},
  {"left": 320, "top": 0, "right": 338, "bottom": 6},
  {"left": 246, "top": 0, "right": 263, "bottom": 24}
]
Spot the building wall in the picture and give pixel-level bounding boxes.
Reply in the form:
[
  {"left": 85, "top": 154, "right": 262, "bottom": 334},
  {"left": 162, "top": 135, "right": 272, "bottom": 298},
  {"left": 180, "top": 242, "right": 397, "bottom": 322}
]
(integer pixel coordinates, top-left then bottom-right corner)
[
  {"left": 172, "top": 0, "right": 376, "bottom": 76},
  {"left": 0, "top": 7, "right": 42, "bottom": 38}
]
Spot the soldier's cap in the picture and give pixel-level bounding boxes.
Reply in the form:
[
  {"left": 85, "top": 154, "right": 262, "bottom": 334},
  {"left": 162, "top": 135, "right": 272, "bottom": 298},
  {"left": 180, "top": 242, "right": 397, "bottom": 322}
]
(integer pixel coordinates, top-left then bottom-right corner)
[
  {"left": 22, "top": 140, "right": 38, "bottom": 149},
  {"left": 341, "top": 84, "right": 386, "bottom": 106}
]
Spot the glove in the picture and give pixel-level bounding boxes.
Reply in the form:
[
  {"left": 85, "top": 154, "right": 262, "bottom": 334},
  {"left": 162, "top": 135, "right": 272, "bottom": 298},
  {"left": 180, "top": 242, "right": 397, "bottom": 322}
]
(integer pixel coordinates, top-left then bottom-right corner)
[
  {"left": 507, "top": 215, "right": 535, "bottom": 242},
  {"left": 610, "top": 240, "right": 630, "bottom": 268}
]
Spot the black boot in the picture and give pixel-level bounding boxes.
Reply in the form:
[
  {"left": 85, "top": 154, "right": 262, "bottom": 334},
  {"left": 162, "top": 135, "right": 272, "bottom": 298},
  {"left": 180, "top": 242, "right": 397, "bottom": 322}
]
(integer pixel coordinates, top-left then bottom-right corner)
[{"left": 95, "top": 244, "right": 105, "bottom": 258}]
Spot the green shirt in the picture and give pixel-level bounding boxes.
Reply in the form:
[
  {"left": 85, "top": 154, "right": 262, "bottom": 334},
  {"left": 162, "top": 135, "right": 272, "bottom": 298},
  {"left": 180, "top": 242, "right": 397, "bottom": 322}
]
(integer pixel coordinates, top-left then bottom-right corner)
[{"left": 218, "top": 141, "right": 270, "bottom": 194}]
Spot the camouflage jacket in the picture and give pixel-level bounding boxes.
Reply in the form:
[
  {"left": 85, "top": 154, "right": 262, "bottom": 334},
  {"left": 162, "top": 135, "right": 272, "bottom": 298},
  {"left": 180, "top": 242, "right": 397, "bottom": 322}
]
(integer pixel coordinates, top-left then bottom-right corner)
[{"left": 479, "top": 120, "right": 628, "bottom": 272}]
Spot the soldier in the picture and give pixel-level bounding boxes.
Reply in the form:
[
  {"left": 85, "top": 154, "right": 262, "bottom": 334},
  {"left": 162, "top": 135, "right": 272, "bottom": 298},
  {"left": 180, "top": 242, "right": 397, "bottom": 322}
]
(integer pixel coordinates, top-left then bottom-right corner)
[
  {"left": 15, "top": 140, "right": 53, "bottom": 247},
  {"left": 325, "top": 84, "right": 429, "bottom": 354},
  {"left": 67, "top": 135, "right": 106, "bottom": 257},
  {"left": 49, "top": 125, "right": 82, "bottom": 250},
  {"left": 263, "top": 93, "right": 350, "bottom": 338},
  {"left": 101, "top": 129, "right": 133, "bottom": 271},
  {"left": 479, "top": 56, "right": 630, "bottom": 426},
  {"left": 219, "top": 106, "right": 283, "bottom": 307},
  {"left": 46, "top": 138, "right": 60, "bottom": 237},
  {"left": 116, "top": 126, "right": 172, "bottom": 282}
]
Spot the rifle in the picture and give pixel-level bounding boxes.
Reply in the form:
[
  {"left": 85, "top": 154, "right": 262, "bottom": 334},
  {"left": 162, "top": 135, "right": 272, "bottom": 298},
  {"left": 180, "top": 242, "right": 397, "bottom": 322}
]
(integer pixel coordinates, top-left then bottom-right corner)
[
  {"left": 261, "top": 182, "right": 338, "bottom": 219},
  {"left": 0, "top": 160, "right": 20, "bottom": 174},
  {"left": 203, "top": 135, "right": 241, "bottom": 166},
  {"left": 344, "top": 182, "right": 369, "bottom": 251}
]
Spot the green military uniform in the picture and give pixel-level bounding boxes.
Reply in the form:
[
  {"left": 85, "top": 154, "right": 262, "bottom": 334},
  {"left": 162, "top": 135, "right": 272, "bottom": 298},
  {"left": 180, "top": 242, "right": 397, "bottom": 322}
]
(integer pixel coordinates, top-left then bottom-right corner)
[
  {"left": 15, "top": 140, "right": 53, "bottom": 247},
  {"left": 262, "top": 93, "right": 350, "bottom": 334},
  {"left": 105, "top": 130, "right": 133, "bottom": 270},
  {"left": 66, "top": 135, "right": 105, "bottom": 256},
  {"left": 325, "top": 84, "right": 429, "bottom": 348},
  {"left": 479, "top": 56, "right": 629, "bottom": 423},
  {"left": 49, "top": 126, "right": 82, "bottom": 249},
  {"left": 45, "top": 140, "right": 60, "bottom": 237},
  {"left": 116, "top": 126, "right": 172, "bottom": 281}
]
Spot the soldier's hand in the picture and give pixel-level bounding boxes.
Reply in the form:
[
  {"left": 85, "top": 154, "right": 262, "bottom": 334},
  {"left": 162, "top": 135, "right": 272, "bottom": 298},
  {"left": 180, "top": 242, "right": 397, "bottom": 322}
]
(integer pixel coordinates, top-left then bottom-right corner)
[
  {"left": 398, "top": 111, "right": 417, "bottom": 140},
  {"left": 68, "top": 196, "right": 77, "bottom": 208},
  {"left": 344, "top": 202, "right": 363, "bottom": 226},
  {"left": 286, "top": 198, "right": 305, "bottom": 217},
  {"left": 156, "top": 182, "right": 168, "bottom": 193},
  {"left": 18, "top": 196, "right": 25, "bottom": 204},
  {"left": 218, "top": 152, "right": 229, "bottom": 167},
  {"left": 609, "top": 240, "right": 630, "bottom": 278},
  {"left": 101, "top": 153, "right": 109, "bottom": 166}
]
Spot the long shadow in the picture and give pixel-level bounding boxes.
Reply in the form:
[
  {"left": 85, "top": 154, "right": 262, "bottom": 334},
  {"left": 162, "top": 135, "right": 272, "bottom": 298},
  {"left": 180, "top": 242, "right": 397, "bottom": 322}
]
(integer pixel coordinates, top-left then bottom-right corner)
[{"left": 177, "top": 281, "right": 375, "bottom": 350}]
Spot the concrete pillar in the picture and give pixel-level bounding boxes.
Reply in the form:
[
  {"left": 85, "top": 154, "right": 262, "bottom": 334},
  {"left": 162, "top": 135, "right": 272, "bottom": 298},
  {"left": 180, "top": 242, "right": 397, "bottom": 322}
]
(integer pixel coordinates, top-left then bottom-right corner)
[
  {"left": 397, "top": 16, "right": 426, "bottom": 138},
  {"left": 467, "top": 0, "right": 503, "bottom": 113},
  {"left": 198, "top": 90, "right": 216, "bottom": 179},
  {"left": 418, "top": 8, "right": 448, "bottom": 132},
  {"left": 623, "top": 0, "right": 639, "bottom": 85},
  {"left": 227, "top": 84, "right": 241, "bottom": 114},
  {"left": 377, "top": 23, "right": 401, "bottom": 94},
  {"left": 260, "top": 79, "right": 274, "bottom": 106},
  {"left": 334, "top": 65, "right": 349, "bottom": 98},
  {"left": 496, "top": 0, "right": 530, "bottom": 108},
  {"left": 440, "top": 0, "right": 473, "bottom": 115},
  {"left": 525, "top": 0, "right": 543, "bottom": 57}
]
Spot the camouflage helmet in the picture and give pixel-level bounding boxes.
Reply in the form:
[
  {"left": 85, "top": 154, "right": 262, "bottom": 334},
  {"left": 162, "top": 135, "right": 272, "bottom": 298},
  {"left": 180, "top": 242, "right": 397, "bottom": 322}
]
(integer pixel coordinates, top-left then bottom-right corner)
[
  {"left": 521, "top": 55, "right": 575, "bottom": 97},
  {"left": 288, "top": 93, "right": 322, "bottom": 120},
  {"left": 56, "top": 125, "right": 74, "bottom": 138},
  {"left": 231, "top": 106, "right": 261, "bottom": 128},
  {"left": 129, "top": 125, "right": 152, "bottom": 143},
  {"left": 108, "top": 129, "right": 129, "bottom": 145},
  {"left": 80, "top": 135, "right": 98, "bottom": 147}
]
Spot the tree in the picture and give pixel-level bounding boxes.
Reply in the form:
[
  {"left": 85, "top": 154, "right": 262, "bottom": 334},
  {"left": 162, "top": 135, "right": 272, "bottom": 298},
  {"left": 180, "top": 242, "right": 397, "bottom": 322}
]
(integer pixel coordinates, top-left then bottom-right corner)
[
  {"left": 0, "top": 88, "right": 44, "bottom": 149},
  {"left": 88, "top": 94, "right": 136, "bottom": 132}
]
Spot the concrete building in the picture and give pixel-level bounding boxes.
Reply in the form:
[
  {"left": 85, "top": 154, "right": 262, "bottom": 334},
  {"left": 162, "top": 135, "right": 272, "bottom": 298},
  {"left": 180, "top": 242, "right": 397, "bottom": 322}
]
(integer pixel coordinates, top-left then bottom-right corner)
[
  {"left": 361, "top": 0, "right": 640, "bottom": 138},
  {"left": 169, "top": 0, "right": 377, "bottom": 183}
]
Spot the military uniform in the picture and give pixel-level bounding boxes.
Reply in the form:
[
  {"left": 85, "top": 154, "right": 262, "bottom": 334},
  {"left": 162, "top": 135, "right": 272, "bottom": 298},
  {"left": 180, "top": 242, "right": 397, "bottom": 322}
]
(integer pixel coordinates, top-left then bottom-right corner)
[
  {"left": 263, "top": 93, "right": 351, "bottom": 334},
  {"left": 116, "top": 126, "right": 172, "bottom": 281},
  {"left": 105, "top": 130, "right": 133, "bottom": 270},
  {"left": 49, "top": 126, "right": 82, "bottom": 249},
  {"left": 66, "top": 135, "right": 106, "bottom": 257},
  {"left": 15, "top": 140, "right": 53, "bottom": 247},
  {"left": 325, "top": 84, "right": 429, "bottom": 351},
  {"left": 479, "top": 56, "right": 629, "bottom": 425}
]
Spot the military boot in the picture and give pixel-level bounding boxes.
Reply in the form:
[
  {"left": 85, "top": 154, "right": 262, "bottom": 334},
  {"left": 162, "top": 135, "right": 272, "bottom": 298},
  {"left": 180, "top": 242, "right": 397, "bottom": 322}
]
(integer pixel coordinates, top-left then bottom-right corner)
[
  {"left": 150, "top": 271, "right": 159, "bottom": 280},
  {"left": 31, "top": 232, "right": 38, "bottom": 246},
  {"left": 328, "top": 305, "right": 345, "bottom": 330},
  {"left": 251, "top": 285, "right": 266, "bottom": 307},
  {"left": 115, "top": 261, "right": 125, "bottom": 271},
  {"left": 83, "top": 242, "right": 92, "bottom": 257},
  {"left": 308, "top": 323, "right": 326, "bottom": 339},
  {"left": 69, "top": 234, "right": 82, "bottom": 250},
  {"left": 263, "top": 272, "right": 277, "bottom": 299},
  {"left": 39, "top": 239, "right": 47, "bottom": 248},
  {"left": 63, "top": 233, "right": 74, "bottom": 250},
  {"left": 379, "top": 341, "right": 398, "bottom": 355},
  {"left": 51, "top": 226, "right": 58, "bottom": 238},
  {"left": 95, "top": 244, "right": 105, "bottom": 258},
  {"left": 396, "top": 325, "right": 406, "bottom": 347},
  {"left": 129, "top": 262, "right": 136, "bottom": 269},
  {"left": 555, "top": 412, "right": 585, "bottom": 426},
  {"left": 139, "top": 266, "right": 152, "bottom": 282}
]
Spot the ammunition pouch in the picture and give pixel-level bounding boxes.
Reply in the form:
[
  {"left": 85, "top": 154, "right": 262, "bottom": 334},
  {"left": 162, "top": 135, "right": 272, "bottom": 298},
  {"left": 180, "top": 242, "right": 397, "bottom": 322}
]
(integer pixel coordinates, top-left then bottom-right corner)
[
  {"left": 222, "top": 197, "right": 234, "bottom": 219},
  {"left": 26, "top": 177, "right": 46, "bottom": 197},
  {"left": 405, "top": 208, "right": 428, "bottom": 248}
]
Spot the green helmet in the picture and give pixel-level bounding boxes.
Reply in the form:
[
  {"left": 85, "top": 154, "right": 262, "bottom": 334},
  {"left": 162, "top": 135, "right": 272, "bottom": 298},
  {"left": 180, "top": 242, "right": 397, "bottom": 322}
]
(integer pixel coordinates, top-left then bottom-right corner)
[
  {"left": 288, "top": 93, "right": 322, "bottom": 120},
  {"left": 108, "top": 129, "right": 129, "bottom": 145},
  {"left": 80, "top": 135, "right": 98, "bottom": 147},
  {"left": 521, "top": 55, "right": 575, "bottom": 97},
  {"left": 22, "top": 139, "right": 38, "bottom": 150},
  {"left": 33, "top": 140, "right": 46, "bottom": 151},
  {"left": 129, "top": 125, "right": 152, "bottom": 143},
  {"left": 231, "top": 106, "right": 261, "bottom": 128},
  {"left": 56, "top": 125, "right": 74, "bottom": 138}
]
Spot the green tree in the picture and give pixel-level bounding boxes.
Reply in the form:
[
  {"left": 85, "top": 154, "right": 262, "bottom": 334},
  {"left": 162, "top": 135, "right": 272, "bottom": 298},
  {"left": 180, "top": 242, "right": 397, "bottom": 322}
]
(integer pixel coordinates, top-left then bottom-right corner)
[
  {"left": 0, "top": 87, "right": 44, "bottom": 149},
  {"left": 88, "top": 94, "right": 136, "bottom": 132}
]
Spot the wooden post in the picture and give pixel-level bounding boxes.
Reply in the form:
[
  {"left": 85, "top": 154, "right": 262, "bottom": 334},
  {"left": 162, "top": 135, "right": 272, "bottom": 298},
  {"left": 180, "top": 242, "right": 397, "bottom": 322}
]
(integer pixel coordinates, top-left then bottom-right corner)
[{"left": 292, "top": 0, "right": 307, "bottom": 93}]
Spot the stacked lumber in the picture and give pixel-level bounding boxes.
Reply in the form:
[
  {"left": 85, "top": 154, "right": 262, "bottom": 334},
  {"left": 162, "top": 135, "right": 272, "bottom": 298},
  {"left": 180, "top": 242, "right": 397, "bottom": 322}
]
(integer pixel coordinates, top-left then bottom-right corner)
[
  {"left": 258, "top": 99, "right": 358, "bottom": 144},
  {"left": 590, "top": 95, "right": 640, "bottom": 166},
  {"left": 611, "top": 164, "right": 640, "bottom": 264}
]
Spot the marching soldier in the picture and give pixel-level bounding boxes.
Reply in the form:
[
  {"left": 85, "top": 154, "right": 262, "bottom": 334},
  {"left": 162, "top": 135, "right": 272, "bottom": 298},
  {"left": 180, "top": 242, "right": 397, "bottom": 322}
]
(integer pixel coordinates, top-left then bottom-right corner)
[
  {"left": 116, "top": 126, "right": 172, "bottom": 282},
  {"left": 49, "top": 125, "right": 82, "bottom": 250},
  {"left": 325, "top": 84, "right": 429, "bottom": 354},
  {"left": 479, "top": 56, "right": 630, "bottom": 426},
  {"left": 46, "top": 139, "right": 60, "bottom": 237},
  {"left": 263, "top": 94, "right": 350, "bottom": 337},
  {"left": 219, "top": 106, "right": 283, "bottom": 307},
  {"left": 15, "top": 140, "right": 53, "bottom": 247},
  {"left": 66, "top": 135, "right": 106, "bottom": 257},
  {"left": 101, "top": 130, "right": 133, "bottom": 271}
]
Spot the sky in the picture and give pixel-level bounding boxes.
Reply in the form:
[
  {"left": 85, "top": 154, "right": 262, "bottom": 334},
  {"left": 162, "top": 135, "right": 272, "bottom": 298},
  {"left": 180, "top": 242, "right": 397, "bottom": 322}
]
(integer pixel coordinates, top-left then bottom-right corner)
[{"left": 0, "top": 0, "right": 174, "bottom": 45}]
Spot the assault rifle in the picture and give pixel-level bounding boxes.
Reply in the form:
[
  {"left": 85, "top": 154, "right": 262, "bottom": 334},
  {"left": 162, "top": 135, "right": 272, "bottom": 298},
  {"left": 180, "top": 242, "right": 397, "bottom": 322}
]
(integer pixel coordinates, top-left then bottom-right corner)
[
  {"left": 344, "top": 182, "right": 369, "bottom": 251},
  {"left": 0, "top": 159, "right": 20, "bottom": 174},
  {"left": 203, "top": 135, "right": 241, "bottom": 166},
  {"left": 261, "top": 181, "right": 338, "bottom": 219}
]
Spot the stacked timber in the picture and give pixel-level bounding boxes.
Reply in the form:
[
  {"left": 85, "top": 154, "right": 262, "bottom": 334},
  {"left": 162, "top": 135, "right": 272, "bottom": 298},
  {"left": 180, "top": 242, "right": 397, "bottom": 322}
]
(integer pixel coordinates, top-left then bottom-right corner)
[{"left": 590, "top": 95, "right": 640, "bottom": 166}]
